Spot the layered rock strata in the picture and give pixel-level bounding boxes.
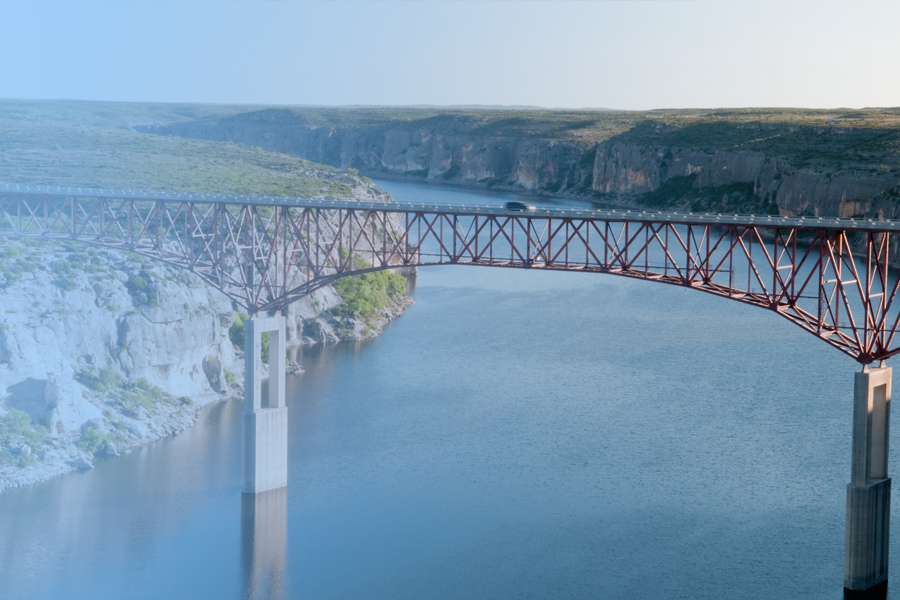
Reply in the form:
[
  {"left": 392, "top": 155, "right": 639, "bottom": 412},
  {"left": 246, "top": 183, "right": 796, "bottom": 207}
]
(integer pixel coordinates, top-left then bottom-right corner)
[{"left": 145, "top": 110, "right": 900, "bottom": 225}]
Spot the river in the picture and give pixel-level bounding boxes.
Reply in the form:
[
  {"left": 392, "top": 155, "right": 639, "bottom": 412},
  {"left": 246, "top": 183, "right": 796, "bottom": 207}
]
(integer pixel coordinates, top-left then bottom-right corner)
[{"left": 0, "top": 180, "right": 889, "bottom": 599}]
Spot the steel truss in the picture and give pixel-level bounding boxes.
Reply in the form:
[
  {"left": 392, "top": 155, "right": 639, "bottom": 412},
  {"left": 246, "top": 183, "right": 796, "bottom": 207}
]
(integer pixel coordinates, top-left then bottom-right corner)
[{"left": 2, "top": 189, "right": 900, "bottom": 363}]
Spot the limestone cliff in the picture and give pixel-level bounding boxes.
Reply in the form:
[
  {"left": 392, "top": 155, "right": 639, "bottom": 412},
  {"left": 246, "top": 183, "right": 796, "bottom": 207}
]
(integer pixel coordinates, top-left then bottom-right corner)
[
  {"left": 144, "top": 109, "right": 900, "bottom": 224},
  {"left": 0, "top": 239, "right": 411, "bottom": 492}
]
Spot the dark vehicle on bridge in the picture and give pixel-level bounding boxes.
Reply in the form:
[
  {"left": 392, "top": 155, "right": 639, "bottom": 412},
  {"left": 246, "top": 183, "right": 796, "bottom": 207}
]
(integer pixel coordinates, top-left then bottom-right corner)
[{"left": 505, "top": 201, "right": 536, "bottom": 212}]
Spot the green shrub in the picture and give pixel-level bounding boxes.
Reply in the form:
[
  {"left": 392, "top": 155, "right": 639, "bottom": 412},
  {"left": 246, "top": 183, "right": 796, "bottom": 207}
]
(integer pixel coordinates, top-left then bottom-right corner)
[
  {"left": 224, "top": 369, "right": 236, "bottom": 386},
  {"left": 0, "top": 408, "right": 50, "bottom": 449},
  {"left": 124, "top": 271, "right": 160, "bottom": 307},
  {"left": 118, "top": 377, "right": 168, "bottom": 412},
  {"left": 17, "top": 453, "right": 37, "bottom": 468},
  {"left": 1, "top": 408, "right": 33, "bottom": 447},
  {"left": 76, "top": 368, "right": 175, "bottom": 414},
  {"left": 0, "top": 245, "right": 39, "bottom": 288},
  {"left": 229, "top": 312, "right": 249, "bottom": 348},
  {"left": 3, "top": 408, "right": 30, "bottom": 433},
  {"left": 128, "top": 275, "right": 148, "bottom": 291},
  {"left": 76, "top": 425, "right": 114, "bottom": 454},
  {"left": 331, "top": 255, "right": 407, "bottom": 322},
  {"left": 75, "top": 367, "right": 102, "bottom": 391},
  {"left": 99, "top": 365, "right": 123, "bottom": 388},
  {"left": 229, "top": 312, "right": 269, "bottom": 361}
]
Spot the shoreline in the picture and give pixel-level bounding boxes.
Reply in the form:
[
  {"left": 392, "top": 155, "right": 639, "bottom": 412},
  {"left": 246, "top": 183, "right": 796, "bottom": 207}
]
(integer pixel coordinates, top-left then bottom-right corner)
[{"left": 0, "top": 245, "right": 414, "bottom": 495}]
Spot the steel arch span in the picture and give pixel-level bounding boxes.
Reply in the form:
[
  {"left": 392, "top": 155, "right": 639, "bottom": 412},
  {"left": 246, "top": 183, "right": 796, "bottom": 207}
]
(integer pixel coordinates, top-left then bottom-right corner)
[{"left": 3, "top": 184, "right": 900, "bottom": 364}]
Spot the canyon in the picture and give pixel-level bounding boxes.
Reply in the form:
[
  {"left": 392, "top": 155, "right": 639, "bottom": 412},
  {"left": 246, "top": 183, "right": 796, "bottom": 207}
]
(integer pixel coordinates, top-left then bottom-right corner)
[{"left": 144, "top": 107, "right": 900, "bottom": 225}]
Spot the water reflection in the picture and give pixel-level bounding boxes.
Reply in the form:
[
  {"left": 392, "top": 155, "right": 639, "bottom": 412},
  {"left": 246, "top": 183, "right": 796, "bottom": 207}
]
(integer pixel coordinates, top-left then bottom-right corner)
[{"left": 241, "top": 488, "right": 288, "bottom": 600}]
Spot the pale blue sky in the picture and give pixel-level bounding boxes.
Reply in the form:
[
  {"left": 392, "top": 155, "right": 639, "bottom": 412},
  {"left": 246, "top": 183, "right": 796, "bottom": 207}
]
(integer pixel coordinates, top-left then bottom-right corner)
[{"left": 0, "top": 0, "right": 897, "bottom": 109}]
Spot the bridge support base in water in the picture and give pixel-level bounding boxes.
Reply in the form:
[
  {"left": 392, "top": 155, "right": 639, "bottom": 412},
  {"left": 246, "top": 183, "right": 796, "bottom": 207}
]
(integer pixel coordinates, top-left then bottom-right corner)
[
  {"left": 845, "top": 365, "right": 891, "bottom": 596},
  {"left": 242, "top": 316, "right": 288, "bottom": 494}
]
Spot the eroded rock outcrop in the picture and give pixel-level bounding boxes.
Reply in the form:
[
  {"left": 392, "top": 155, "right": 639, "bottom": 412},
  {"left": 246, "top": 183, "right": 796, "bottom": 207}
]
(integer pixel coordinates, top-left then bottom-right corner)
[
  {"left": 0, "top": 242, "right": 241, "bottom": 490},
  {"left": 0, "top": 238, "right": 411, "bottom": 492}
]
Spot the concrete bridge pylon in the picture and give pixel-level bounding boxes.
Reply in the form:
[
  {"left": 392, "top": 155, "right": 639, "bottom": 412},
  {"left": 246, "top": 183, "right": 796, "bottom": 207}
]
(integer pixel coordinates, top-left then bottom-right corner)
[
  {"left": 846, "top": 365, "right": 892, "bottom": 596},
  {"left": 241, "top": 315, "right": 288, "bottom": 494}
]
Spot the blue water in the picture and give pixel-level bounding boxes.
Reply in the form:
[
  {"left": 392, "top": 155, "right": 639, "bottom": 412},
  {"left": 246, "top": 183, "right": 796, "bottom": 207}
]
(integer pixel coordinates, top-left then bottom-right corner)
[{"left": 0, "top": 180, "right": 890, "bottom": 599}]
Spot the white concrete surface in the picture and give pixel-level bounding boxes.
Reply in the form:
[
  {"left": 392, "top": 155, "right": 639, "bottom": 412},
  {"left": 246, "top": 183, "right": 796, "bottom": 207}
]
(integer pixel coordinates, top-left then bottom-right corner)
[
  {"left": 845, "top": 366, "right": 892, "bottom": 591},
  {"left": 242, "top": 316, "right": 288, "bottom": 493}
]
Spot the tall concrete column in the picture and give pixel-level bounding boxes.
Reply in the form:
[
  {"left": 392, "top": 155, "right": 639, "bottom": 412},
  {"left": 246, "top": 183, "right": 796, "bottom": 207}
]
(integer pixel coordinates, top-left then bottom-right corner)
[
  {"left": 242, "top": 315, "right": 288, "bottom": 494},
  {"left": 845, "top": 365, "right": 891, "bottom": 595}
]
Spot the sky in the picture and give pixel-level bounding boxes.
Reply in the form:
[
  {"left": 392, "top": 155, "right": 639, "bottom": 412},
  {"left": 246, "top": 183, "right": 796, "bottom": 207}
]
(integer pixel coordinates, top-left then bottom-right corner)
[{"left": 0, "top": 0, "right": 897, "bottom": 110}]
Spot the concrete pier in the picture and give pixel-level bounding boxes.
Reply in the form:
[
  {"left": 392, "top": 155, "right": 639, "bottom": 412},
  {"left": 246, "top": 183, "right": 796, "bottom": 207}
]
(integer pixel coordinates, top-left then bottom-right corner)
[
  {"left": 241, "top": 487, "right": 288, "bottom": 600},
  {"left": 242, "top": 315, "right": 288, "bottom": 494},
  {"left": 845, "top": 365, "right": 892, "bottom": 595}
]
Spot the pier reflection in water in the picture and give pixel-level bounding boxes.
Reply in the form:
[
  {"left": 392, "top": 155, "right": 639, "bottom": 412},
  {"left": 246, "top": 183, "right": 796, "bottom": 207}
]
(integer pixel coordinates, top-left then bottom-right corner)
[{"left": 241, "top": 488, "right": 288, "bottom": 600}]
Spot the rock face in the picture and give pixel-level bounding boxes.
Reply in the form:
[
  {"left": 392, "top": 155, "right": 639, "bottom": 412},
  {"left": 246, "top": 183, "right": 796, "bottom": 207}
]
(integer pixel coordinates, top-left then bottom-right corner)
[
  {"left": 0, "top": 238, "right": 411, "bottom": 492},
  {"left": 587, "top": 141, "right": 896, "bottom": 220},
  {"left": 44, "top": 375, "right": 103, "bottom": 436},
  {"left": 0, "top": 242, "right": 241, "bottom": 491},
  {"left": 0, "top": 248, "right": 239, "bottom": 410},
  {"left": 147, "top": 109, "right": 900, "bottom": 224},
  {"left": 143, "top": 110, "right": 594, "bottom": 194}
]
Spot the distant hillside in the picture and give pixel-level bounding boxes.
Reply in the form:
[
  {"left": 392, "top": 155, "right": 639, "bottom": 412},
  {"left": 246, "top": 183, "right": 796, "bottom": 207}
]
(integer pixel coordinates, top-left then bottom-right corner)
[
  {"left": 140, "top": 105, "right": 900, "bottom": 219},
  {"left": 5, "top": 99, "right": 900, "bottom": 220},
  {"left": 0, "top": 104, "right": 390, "bottom": 202}
]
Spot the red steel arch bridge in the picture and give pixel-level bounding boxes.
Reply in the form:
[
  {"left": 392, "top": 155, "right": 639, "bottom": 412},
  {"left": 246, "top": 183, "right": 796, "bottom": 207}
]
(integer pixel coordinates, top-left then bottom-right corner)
[
  {"left": 2, "top": 183, "right": 899, "bottom": 364},
  {"left": 3, "top": 182, "right": 900, "bottom": 592}
]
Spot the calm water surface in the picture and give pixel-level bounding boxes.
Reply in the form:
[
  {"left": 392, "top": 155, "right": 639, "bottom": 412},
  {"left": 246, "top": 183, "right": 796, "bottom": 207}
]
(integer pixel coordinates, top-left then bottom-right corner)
[{"left": 0, "top": 180, "right": 892, "bottom": 599}]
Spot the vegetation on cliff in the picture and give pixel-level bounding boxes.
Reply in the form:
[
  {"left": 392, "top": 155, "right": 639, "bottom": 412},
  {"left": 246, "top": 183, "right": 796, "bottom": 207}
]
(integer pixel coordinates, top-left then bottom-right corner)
[
  {"left": 0, "top": 106, "right": 387, "bottom": 200},
  {"left": 613, "top": 117, "right": 900, "bottom": 171},
  {"left": 134, "top": 102, "right": 900, "bottom": 145},
  {"left": 330, "top": 257, "right": 408, "bottom": 323},
  {"left": 228, "top": 312, "right": 269, "bottom": 363},
  {"left": 119, "top": 100, "right": 899, "bottom": 221}
]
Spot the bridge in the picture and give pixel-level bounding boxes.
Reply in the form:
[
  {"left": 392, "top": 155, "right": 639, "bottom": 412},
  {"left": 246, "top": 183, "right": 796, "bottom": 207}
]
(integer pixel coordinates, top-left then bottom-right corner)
[{"left": 0, "top": 183, "right": 896, "bottom": 595}]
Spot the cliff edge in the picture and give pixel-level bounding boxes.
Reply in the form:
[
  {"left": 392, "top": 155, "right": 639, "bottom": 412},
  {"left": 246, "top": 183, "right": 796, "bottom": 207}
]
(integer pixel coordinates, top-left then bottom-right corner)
[{"left": 145, "top": 107, "right": 900, "bottom": 226}]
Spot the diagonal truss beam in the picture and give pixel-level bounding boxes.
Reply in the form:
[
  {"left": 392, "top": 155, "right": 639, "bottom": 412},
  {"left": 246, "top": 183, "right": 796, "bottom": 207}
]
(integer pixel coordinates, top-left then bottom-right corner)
[{"left": 2, "top": 189, "right": 900, "bottom": 364}]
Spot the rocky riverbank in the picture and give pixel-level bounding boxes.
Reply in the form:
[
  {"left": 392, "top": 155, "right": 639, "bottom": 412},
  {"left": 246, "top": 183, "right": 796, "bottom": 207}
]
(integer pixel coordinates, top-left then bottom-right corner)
[
  {"left": 0, "top": 102, "right": 415, "bottom": 493},
  {"left": 0, "top": 238, "right": 411, "bottom": 493}
]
